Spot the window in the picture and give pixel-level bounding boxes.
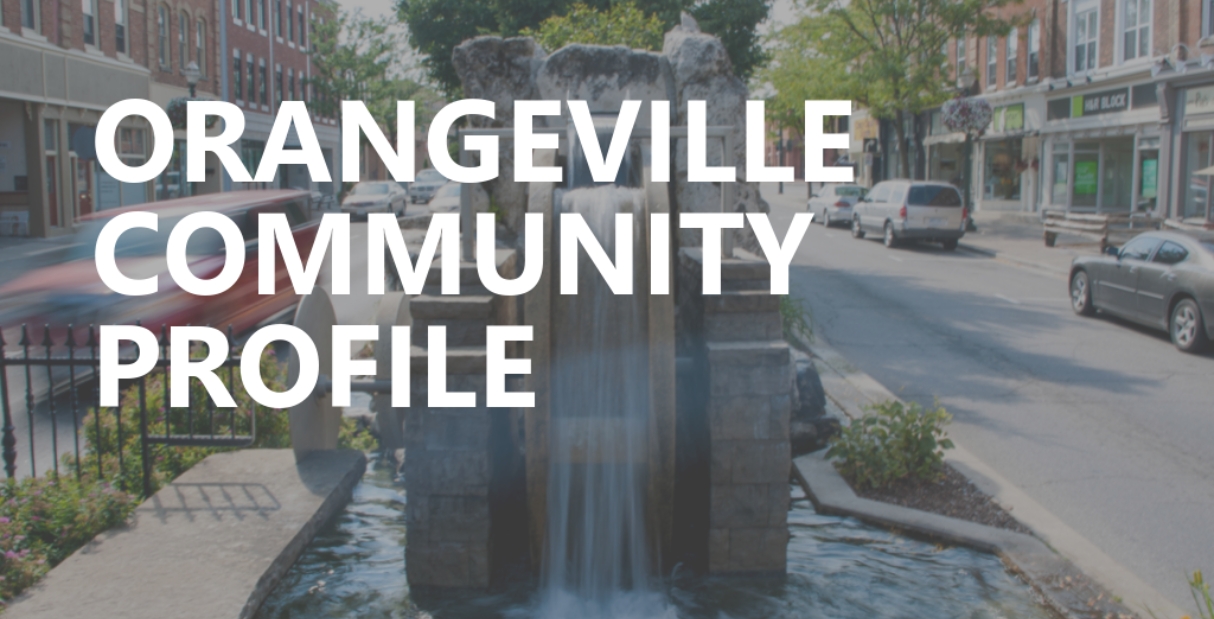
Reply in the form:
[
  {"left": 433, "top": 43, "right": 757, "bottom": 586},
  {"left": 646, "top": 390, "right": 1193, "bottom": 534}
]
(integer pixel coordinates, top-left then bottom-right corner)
[
  {"left": 1028, "top": 20, "right": 1040, "bottom": 79},
  {"left": 114, "top": 0, "right": 126, "bottom": 53},
  {"left": 21, "top": 0, "right": 36, "bottom": 30},
  {"left": 259, "top": 0, "right": 266, "bottom": 30},
  {"left": 287, "top": 2, "right": 294, "bottom": 41},
  {"left": 908, "top": 185, "right": 963, "bottom": 206},
  {"left": 1006, "top": 28, "right": 1018, "bottom": 84},
  {"left": 232, "top": 0, "right": 242, "bottom": 22},
  {"left": 1123, "top": 0, "right": 1151, "bottom": 61},
  {"left": 987, "top": 36, "right": 997, "bottom": 86},
  {"left": 276, "top": 0, "right": 283, "bottom": 36},
  {"left": 247, "top": 54, "right": 255, "bottom": 106},
  {"left": 957, "top": 38, "right": 967, "bottom": 79},
  {"left": 1118, "top": 236, "right": 1160, "bottom": 261},
  {"left": 984, "top": 138, "right": 1023, "bottom": 200},
  {"left": 1075, "top": 8, "right": 1098, "bottom": 73},
  {"left": 233, "top": 52, "right": 243, "bottom": 100},
  {"left": 83, "top": 0, "right": 97, "bottom": 45},
  {"left": 158, "top": 6, "right": 170, "bottom": 69},
  {"left": 276, "top": 65, "right": 283, "bottom": 106},
  {"left": 1153, "top": 241, "right": 1189, "bottom": 265},
  {"left": 298, "top": 7, "right": 306, "bottom": 47},
  {"left": 288, "top": 69, "right": 295, "bottom": 100},
  {"left": 196, "top": 20, "right": 206, "bottom": 76},
  {"left": 259, "top": 61, "right": 268, "bottom": 106},
  {"left": 179, "top": 11, "right": 189, "bottom": 68}
]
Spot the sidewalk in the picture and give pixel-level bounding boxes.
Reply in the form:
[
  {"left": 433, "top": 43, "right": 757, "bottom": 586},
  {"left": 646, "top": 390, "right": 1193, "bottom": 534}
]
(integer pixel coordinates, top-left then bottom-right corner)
[{"left": 959, "top": 211, "right": 1101, "bottom": 278}]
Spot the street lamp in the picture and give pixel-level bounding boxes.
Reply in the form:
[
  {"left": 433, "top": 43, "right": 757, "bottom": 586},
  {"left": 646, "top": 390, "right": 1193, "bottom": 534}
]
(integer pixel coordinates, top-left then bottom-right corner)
[{"left": 184, "top": 61, "right": 201, "bottom": 98}]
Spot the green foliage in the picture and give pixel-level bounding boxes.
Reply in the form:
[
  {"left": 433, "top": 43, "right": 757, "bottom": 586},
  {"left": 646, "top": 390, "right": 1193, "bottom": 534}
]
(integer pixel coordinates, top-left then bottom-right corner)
[
  {"left": 761, "top": 0, "right": 1023, "bottom": 173},
  {"left": 0, "top": 476, "right": 137, "bottom": 603},
  {"left": 780, "top": 295, "right": 814, "bottom": 345},
  {"left": 523, "top": 2, "right": 665, "bottom": 52},
  {"left": 826, "top": 400, "right": 955, "bottom": 490},
  {"left": 339, "top": 418, "right": 380, "bottom": 453},
  {"left": 398, "top": 0, "right": 768, "bottom": 96}
]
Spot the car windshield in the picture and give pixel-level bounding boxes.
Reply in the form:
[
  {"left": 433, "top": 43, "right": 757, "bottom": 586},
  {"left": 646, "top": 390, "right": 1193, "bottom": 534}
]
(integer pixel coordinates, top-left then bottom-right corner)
[
  {"left": 417, "top": 170, "right": 444, "bottom": 183},
  {"left": 352, "top": 183, "right": 390, "bottom": 195},
  {"left": 908, "top": 185, "right": 962, "bottom": 206},
  {"left": 74, "top": 217, "right": 226, "bottom": 259},
  {"left": 835, "top": 186, "right": 865, "bottom": 198},
  {"left": 436, "top": 184, "right": 460, "bottom": 198}
]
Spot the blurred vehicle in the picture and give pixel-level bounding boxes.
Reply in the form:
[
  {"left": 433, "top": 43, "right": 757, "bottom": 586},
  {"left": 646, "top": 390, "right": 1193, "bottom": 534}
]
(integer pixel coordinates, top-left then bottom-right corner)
[
  {"left": 341, "top": 181, "right": 407, "bottom": 218},
  {"left": 0, "top": 190, "right": 318, "bottom": 342},
  {"left": 428, "top": 183, "right": 461, "bottom": 213},
  {"left": 851, "top": 180, "right": 967, "bottom": 250},
  {"left": 410, "top": 169, "right": 447, "bottom": 204},
  {"left": 1069, "top": 231, "right": 1214, "bottom": 353},
  {"left": 808, "top": 183, "right": 867, "bottom": 227}
]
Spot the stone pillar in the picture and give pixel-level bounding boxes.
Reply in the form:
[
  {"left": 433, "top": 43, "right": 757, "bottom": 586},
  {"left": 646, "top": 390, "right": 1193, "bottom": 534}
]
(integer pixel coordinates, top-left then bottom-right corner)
[{"left": 679, "top": 248, "right": 791, "bottom": 575}]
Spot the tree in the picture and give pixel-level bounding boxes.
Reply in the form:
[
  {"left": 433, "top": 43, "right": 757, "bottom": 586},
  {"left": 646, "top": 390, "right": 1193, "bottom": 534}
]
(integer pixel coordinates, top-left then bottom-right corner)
[
  {"left": 398, "top": 0, "right": 770, "bottom": 96},
  {"left": 522, "top": 2, "right": 666, "bottom": 52},
  {"left": 763, "top": 0, "right": 1021, "bottom": 177},
  {"left": 308, "top": 0, "right": 403, "bottom": 123}
]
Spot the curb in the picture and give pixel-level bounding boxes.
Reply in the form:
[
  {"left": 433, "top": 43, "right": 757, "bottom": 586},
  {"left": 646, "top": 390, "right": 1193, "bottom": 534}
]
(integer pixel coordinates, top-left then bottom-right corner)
[
  {"left": 794, "top": 452, "right": 1137, "bottom": 619},
  {"left": 800, "top": 337, "right": 1186, "bottom": 619},
  {"left": 957, "top": 241, "right": 1071, "bottom": 278}
]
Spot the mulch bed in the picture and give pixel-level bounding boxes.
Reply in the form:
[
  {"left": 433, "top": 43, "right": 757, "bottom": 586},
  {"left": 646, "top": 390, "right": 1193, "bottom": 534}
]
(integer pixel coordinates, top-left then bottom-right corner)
[{"left": 846, "top": 463, "right": 1032, "bottom": 535}]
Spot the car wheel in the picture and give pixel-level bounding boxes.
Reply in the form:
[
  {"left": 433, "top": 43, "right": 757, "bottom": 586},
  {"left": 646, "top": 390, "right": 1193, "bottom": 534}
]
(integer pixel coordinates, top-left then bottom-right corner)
[
  {"left": 851, "top": 217, "right": 865, "bottom": 239},
  {"left": 1070, "top": 270, "right": 1095, "bottom": 317},
  {"left": 1170, "top": 298, "right": 1209, "bottom": 353},
  {"left": 941, "top": 239, "right": 958, "bottom": 251},
  {"left": 883, "top": 222, "right": 898, "bottom": 248}
]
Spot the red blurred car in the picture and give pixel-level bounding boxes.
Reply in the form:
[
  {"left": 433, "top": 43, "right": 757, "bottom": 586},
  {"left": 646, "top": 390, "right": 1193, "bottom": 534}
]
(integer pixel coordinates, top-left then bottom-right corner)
[{"left": 0, "top": 190, "right": 319, "bottom": 344}]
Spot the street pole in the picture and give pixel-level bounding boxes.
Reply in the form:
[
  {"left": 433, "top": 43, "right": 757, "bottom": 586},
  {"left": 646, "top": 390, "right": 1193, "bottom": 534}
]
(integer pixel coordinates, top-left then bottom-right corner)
[{"left": 777, "top": 125, "right": 785, "bottom": 194}]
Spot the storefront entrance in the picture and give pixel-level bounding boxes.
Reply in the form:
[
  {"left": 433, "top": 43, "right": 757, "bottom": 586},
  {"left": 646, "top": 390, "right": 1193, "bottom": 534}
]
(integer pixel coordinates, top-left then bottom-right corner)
[{"left": 1048, "top": 137, "right": 1145, "bottom": 212}]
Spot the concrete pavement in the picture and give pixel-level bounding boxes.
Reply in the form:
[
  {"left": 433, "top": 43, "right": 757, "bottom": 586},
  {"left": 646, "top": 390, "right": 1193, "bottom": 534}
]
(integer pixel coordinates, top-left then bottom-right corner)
[{"left": 762, "top": 182, "right": 1214, "bottom": 615}]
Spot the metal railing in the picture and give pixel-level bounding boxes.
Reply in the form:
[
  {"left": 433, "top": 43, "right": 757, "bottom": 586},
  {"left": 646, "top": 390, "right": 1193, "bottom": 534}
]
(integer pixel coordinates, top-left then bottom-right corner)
[{"left": 0, "top": 323, "right": 255, "bottom": 498}]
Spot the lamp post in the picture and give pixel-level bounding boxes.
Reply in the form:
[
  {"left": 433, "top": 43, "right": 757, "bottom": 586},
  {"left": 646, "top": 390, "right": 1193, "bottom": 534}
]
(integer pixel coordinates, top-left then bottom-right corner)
[
  {"left": 184, "top": 61, "right": 201, "bottom": 98},
  {"left": 954, "top": 68, "right": 978, "bottom": 229}
]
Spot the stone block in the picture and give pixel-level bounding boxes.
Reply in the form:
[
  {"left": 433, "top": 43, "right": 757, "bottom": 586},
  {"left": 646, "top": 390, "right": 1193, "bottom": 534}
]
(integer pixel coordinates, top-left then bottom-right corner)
[
  {"left": 431, "top": 541, "right": 472, "bottom": 586},
  {"left": 428, "top": 451, "right": 490, "bottom": 496},
  {"left": 424, "top": 410, "right": 490, "bottom": 451},
  {"left": 705, "top": 312, "right": 782, "bottom": 342},
  {"left": 710, "top": 441, "right": 732, "bottom": 484},
  {"left": 710, "top": 365, "right": 792, "bottom": 398},
  {"left": 709, "top": 484, "right": 769, "bottom": 528},
  {"left": 704, "top": 290, "right": 780, "bottom": 314},
  {"left": 707, "top": 341, "right": 790, "bottom": 368},
  {"left": 767, "top": 483, "right": 790, "bottom": 527},
  {"left": 728, "top": 527, "right": 788, "bottom": 573},
  {"left": 430, "top": 496, "right": 491, "bottom": 543},
  {"left": 709, "top": 396, "right": 772, "bottom": 440},
  {"left": 730, "top": 441, "right": 790, "bottom": 485},
  {"left": 708, "top": 528, "right": 731, "bottom": 573}
]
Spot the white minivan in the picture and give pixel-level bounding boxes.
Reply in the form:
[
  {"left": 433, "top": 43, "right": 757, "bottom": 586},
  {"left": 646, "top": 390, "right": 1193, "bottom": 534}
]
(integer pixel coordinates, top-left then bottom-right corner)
[{"left": 851, "top": 180, "right": 967, "bottom": 250}]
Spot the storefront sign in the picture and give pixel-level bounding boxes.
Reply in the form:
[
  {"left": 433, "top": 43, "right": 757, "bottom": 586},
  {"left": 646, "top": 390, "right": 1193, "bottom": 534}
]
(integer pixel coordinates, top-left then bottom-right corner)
[
  {"left": 1002, "top": 104, "right": 1024, "bottom": 131},
  {"left": 1075, "top": 160, "right": 1098, "bottom": 195},
  {"left": 1074, "top": 88, "right": 1129, "bottom": 116},
  {"left": 853, "top": 116, "right": 879, "bottom": 140},
  {"left": 1185, "top": 86, "right": 1214, "bottom": 116}
]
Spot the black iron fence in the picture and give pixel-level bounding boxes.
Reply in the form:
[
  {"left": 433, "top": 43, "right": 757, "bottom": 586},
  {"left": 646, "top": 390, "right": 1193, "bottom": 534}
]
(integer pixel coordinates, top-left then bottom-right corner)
[{"left": 0, "top": 323, "right": 255, "bottom": 498}]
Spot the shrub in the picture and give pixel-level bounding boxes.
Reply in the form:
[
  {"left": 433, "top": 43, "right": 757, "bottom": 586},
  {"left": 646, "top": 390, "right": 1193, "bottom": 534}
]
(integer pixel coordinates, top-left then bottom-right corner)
[
  {"left": 0, "top": 476, "right": 136, "bottom": 604},
  {"left": 780, "top": 295, "right": 814, "bottom": 345},
  {"left": 826, "top": 400, "right": 955, "bottom": 490}
]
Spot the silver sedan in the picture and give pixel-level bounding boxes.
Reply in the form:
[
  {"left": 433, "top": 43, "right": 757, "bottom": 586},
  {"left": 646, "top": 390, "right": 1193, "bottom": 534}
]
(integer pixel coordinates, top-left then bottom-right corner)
[{"left": 1069, "top": 230, "right": 1214, "bottom": 352}]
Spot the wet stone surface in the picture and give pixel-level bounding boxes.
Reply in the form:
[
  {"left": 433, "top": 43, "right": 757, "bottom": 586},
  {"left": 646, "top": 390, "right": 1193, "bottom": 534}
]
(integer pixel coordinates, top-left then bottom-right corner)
[{"left": 256, "top": 459, "right": 1054, "bottom": 619}]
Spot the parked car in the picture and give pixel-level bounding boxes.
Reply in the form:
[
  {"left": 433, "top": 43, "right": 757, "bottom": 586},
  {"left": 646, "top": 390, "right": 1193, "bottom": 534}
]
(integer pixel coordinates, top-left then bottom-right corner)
[
  {"left": 0, "top": 191, "right": 318, "bottom": 344},
  {"left": 851, "top": 180, "right": 967, "bottom": 250},
  {"left": 409, "top": 169, "right": 447, "bottom": 204},
  {"left": 341, "top": 181, "right": 407, "bottom": 218},
  {"left": 808, "top": 183, "right": 867, "bottom": 227},
  {"left": 1069, "top": 231, "right": 1214, "bottom": 353},
  {"left": 428, "top": 182, "right": 461, "bottom": 213}
]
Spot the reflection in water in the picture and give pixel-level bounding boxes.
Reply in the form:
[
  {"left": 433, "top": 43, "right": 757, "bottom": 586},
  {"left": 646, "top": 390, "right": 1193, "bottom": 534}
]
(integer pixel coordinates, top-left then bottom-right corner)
[{"left": 256, "top": 457, "right": 1053, "bottom": 619}]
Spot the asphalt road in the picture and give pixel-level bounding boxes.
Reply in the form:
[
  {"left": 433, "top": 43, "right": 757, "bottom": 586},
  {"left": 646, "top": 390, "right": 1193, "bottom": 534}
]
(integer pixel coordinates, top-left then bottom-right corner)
[{"left": 764, "top": 184, "right": 1214, "bottom": 611}]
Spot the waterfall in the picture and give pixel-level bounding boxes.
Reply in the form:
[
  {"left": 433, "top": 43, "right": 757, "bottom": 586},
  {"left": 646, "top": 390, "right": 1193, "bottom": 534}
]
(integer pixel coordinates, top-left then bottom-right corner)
[{"left": 536, "top": 185, "right": 675, "bottom": 619}]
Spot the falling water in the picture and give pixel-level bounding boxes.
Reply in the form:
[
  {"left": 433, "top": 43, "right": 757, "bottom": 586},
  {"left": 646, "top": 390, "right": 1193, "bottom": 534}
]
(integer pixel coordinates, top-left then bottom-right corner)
[{"left": 537, "top": 186, "right": 675, "bottom": 619}]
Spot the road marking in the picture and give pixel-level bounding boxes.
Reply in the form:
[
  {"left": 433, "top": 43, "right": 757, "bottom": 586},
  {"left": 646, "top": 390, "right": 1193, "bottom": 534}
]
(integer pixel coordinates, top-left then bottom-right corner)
[
  {"left": 995, "top": 294, "right": 1021, "bottom": 305},
  {"left": 888, "top": 256, "right": 903, "bottom": 263}
]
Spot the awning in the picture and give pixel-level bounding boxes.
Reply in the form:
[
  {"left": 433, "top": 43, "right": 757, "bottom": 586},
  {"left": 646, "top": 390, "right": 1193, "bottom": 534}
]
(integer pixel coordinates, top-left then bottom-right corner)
[{"left": 1194, "top": 165, "right": 1214, "bottom": 176}]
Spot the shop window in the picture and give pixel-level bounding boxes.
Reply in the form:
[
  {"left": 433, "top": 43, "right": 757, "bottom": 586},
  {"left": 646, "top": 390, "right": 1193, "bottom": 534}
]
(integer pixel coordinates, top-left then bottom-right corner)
[
  {"left": 115, "top": 0, "right": 126, "bottom": 53},
  {"left": 156, "top": 141, "right": 190, "bottom": 201},
  {"left": 1182, "top": 131, "right": 1213, "bottom": 220},
  {"left": 984, "top": 139, "right": 1022, "bottom": 200},
  {"left": 1028, "top": 21, "right": 1040, "bottom": 80},
  {"left": 1051, "top": 146, "right": 1069, "bottom": 204},
  {"left": 1074, "top": 8, "right": 1098, "bottom": 73},
  {"left": 44, "top": 121, "right": 59, "bottom": 228},
  {"left": 1006, "top": 28, "right": 1018, "bottom": 84},
  {"left": 83, "top": 0, "right": 97, "bottom": 45},
  {"left": 1137, "top": 140, "right": 1159, "bottom": 212},
  {"left": 241, "top": 140, "right": 265, "bottom": 180},
  {"left": 1101, "top": 139, "right": 1134, "bottom": 210},
  {"left": 986, "top": 36, "right": 997, "bottom": 86},
  {"left": 1071, "top": 144, "right": 1099, "bottom": 208},
  {"left": 1122, "top": 0, "right": 1150, "bottom": 61}
]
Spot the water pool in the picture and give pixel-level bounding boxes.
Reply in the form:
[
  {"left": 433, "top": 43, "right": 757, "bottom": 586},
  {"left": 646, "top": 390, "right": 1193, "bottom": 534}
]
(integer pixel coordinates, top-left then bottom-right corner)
[{"left": 256, "top": 458, "right": 1054, "bottom": 619}]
